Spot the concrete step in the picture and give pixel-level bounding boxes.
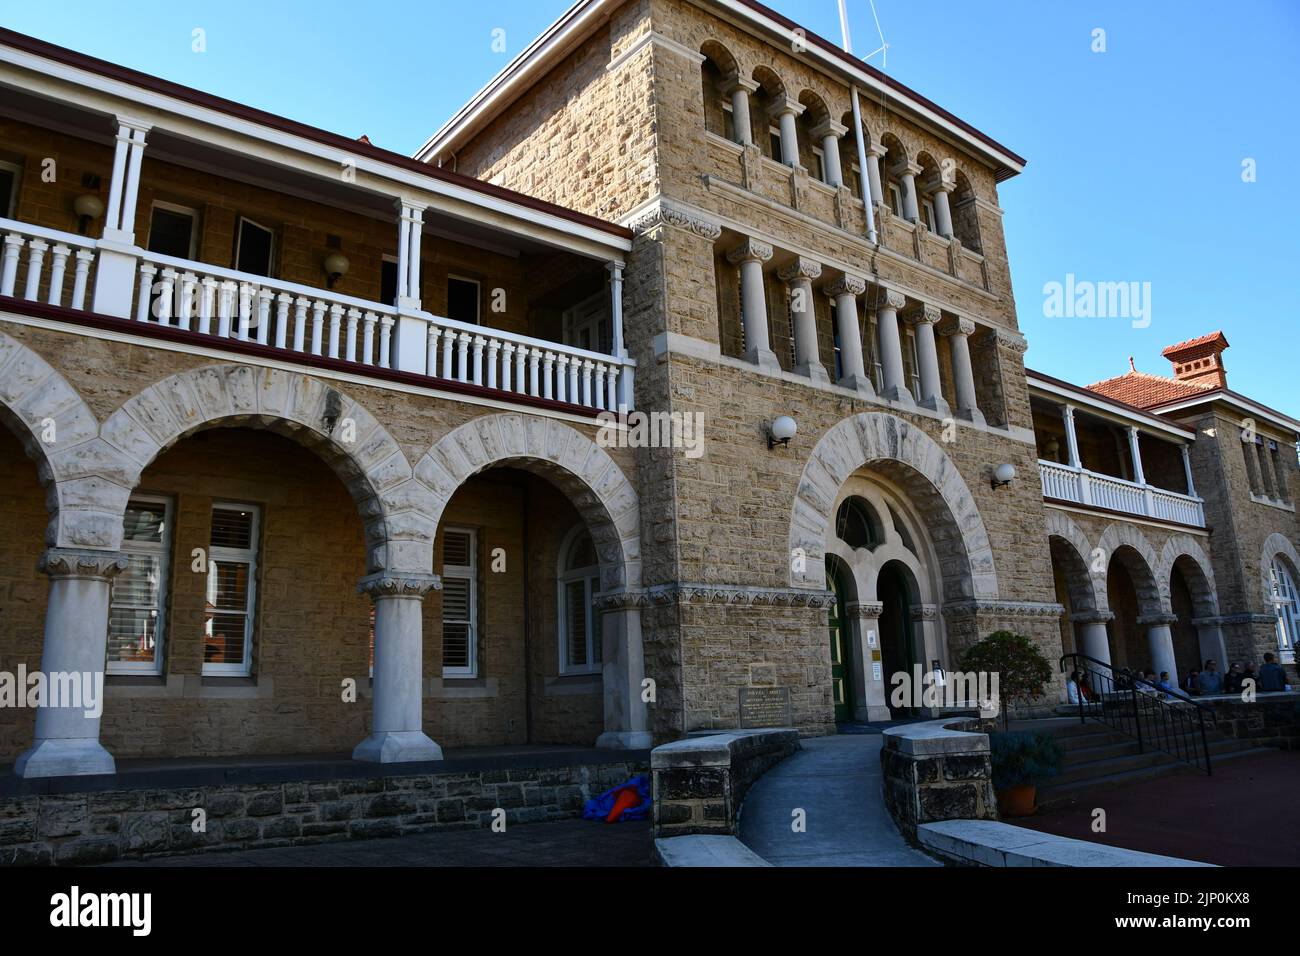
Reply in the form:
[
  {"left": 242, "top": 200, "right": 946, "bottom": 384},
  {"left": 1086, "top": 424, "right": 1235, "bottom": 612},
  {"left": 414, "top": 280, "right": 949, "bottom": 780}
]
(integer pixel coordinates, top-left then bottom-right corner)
[
  {"left": 1053, "top": 749, "right": 1177, "bottom": 787},
  {"left": 1039, "top": 761, "right": 1198, "bottom": 800}
]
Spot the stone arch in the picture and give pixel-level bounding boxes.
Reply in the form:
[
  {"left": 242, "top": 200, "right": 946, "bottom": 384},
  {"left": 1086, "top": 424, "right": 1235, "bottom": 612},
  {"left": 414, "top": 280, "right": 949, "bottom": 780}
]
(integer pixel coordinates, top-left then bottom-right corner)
[
  {"left": 789, "top": 412, "right": 997, "bottom": 601},
  {"left": 1095, "top": 522, "right": 1164, "bottom": 615},
  {"left": 0, "top": 329, "right": 131, "bottom": 553},
  {"left": 796, "top": 89, "right": 830, "bottom": 127},
  {"left": 952, "top": 168, "right": 982, "bottom": 252},
  {"left": 750, "top": 64, "right": 786, "bottom": 99},
  {"left": 1159, "top": 534, "right": 1219, "bottom": 618},
  {"left": 699, "top": 39, "right": 739, "bottom": 76},
  {"left": 1046, "top": 510, "right": 1104, "bottom": 614},
  {"left": 1261, "top": 532, "right": 1300, "bottom": 609},
  {"left": 100, "top": 363, "right": 437, "bottom": 574},
  {"left": 415, "top": 413, "right": 641, "bottom": 591}
]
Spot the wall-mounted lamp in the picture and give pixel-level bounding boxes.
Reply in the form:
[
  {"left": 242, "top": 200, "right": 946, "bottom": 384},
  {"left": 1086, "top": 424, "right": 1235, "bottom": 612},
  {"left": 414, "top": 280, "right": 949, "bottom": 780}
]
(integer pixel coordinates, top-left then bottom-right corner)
[
  {"left": 991, "top": 462, "right": 1017, "bottom": 489},
  {"left": 73, "top": 194, "right": 104, "bottom": 236},
  {"left": 1044, "top": 437, "right": 1060, "bottom": 462},
  {"left": 767, "top": 415, "right": 797, "bottom": 450},
  {"left": 324, "top": 251, "right": 350, "bottom": 289}
]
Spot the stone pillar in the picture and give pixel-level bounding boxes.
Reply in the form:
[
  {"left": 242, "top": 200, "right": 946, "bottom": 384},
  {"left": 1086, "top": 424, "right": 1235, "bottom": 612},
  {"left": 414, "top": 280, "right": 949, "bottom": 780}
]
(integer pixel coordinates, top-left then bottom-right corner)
[
  {"left": 811, "top": 120, "right": 846, "bottom": 187},
  {"left": 1140, "top": 614, "right": 1180, "bottom": 688},
  {"left": 778, "top": 256, "right": 827, "bottom": 383},
  {"left": 768, "top": 95, "right": 804, "bottom": 168},
  {"left": 1127, "top": 426, "right": 1147, "bottom": 486},
  {"left": 353, "top": 572, "right": 444, "bottom": 763},
  {"left": 15, "top": 548, "right": 128, "bottom": 778},
  {"left": 596, "top": 602, "right": 653, "bottom": 749},
  {"left": 1061, "top": 403, "right": 1082, "bottom": 467},
  {"left": 935, "top": 315, "right": 983, "bottom": 426},
  {"left": 907, "top": 304, "right": 949, "bottom": 415},
  {"left": 911, "top": 605, "right": 944, "bottom": 716},
  {"left": 848, "top": 602, "right": 891, "bottom": 722},
  {"left": 894, "top": 161, "right": 923, "bottom": 222},
  {"left": 727, "top": 238, "right": 779, "bottom": 372},
  {"left": 875, "top": 287, "right": 912, "bottom": 404},
  {"left": 826, "top": 274, "right": 872, "bottom": 395},
  {"left": 1181, "top": 444, "right": 1197, "bottom": 496},
  {"left": 1073, "top": 612, "right": 1114, "bottom": 668},
  {"left": 723, "top": 74, "right": 757, "bottom": 146},
  {"left": 864, "top": 143, "right": 886, "bottom": 205},
  {"left": 1191, "top": 618, "right": 1228, "bottom": 674},
  {"left": 93, "top": 116, "right": 152, "bottom": 319},
  {"left": 932, "top": 184, "right": 955, "bottom": 238},
  {"left": 395, "top": 200, "right": 425, "bottom": 310}
]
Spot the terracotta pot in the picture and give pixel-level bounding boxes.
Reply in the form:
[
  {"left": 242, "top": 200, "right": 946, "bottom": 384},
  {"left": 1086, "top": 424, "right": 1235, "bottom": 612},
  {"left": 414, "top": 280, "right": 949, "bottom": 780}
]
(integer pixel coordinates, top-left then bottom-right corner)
[{"left": 997, "top": 783, "right": 1037, "bottom": 817}]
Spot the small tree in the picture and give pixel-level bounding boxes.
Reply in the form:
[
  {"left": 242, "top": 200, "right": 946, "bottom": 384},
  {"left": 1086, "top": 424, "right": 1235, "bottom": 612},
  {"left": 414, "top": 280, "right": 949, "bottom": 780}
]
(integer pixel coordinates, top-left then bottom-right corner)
[{"left": 958, "top": 630, "right": 1053, "bottom": 731}]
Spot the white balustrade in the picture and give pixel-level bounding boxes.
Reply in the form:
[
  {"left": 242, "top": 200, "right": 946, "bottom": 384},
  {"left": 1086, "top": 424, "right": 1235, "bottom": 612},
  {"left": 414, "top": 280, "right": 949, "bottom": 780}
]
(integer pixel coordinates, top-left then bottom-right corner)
[
  {"left": 1039, "top": 460, "right": 1204, "bottom": 527},
  {"left": 0, "top": 219, "right": 97, "bottom": 311}
]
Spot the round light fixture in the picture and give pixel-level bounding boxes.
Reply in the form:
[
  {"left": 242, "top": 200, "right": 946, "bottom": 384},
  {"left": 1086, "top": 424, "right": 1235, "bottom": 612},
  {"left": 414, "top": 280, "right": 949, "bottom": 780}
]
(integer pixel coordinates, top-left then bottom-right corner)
[
  {"left": 992, "top": 462, "right": 1017, "bottom": 488},
  {"left": 768, "top": 415, "right": 797, "bottom": 449},
  {"left": 324, "top": 251, "right": 350, "bottom": 288}
]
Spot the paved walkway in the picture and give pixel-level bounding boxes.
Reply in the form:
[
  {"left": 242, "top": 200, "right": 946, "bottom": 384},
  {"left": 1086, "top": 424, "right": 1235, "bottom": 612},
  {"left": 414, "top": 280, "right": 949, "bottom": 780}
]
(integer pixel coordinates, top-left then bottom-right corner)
[
  {"left": 738, "top": 734, "right": 938, "bottom": 866},
  {"left": 105, "top": 818, "right": 651, "bottom": 867},
  {"left": 1016, "top": 749, "right": 1300, "bottom": 866}
]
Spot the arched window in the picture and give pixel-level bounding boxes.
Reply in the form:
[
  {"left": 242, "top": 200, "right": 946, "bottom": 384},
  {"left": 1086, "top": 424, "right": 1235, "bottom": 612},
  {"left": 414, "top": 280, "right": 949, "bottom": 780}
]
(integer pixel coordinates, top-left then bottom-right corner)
[
  {"left": 700, "top": 57, "right": 728, "bottom": 138},
  {"left": 1270, "top": 557, "right": 1299, "bottom": 662},
  {"left": 835, "top": 496, "right": 884, "bottom": 550},
  {"left": 558, "top": 525, "right": 602, "bottom": 675}
]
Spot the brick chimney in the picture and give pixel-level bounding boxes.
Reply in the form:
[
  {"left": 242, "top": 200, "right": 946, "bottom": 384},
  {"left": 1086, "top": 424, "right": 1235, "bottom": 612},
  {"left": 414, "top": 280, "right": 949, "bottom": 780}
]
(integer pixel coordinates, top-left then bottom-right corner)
[{"left": 1161, "top": 331, "right": 1229, "bottom": 389}]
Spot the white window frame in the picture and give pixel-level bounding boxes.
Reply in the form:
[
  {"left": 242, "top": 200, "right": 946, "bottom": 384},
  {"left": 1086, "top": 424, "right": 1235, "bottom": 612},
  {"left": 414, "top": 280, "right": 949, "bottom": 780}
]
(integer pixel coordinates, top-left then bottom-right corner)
[
  {"left": 447, "top": 275, "right": 481, "bottom": 326},
  {"left": 1271, "top": 558, "right": 1299, "bottom": 664},
  {"left": 441, "top": 526, "right": 478, "bottom": 678},
  {"left": 234, "top": 215, "right": 276, "bottom": 277},
  {"left": 557, "top": 525, "right": 602, "bottom": 676},
  {"left": 108, "top": 494, "right": 173, "bottom": 676},
  {"left": 202, "top": 501, "right": 260, "bottom": 677},
  {"left": 811, "top": 144, "right": 826, "bottom": 183},
  {"left": 0, "top": 158, "right": 21, "bottom": 219},
  {"left": 904, "top": 326, "right": 922, "bottom": 401},
  {"left": 147, "top": 200, "right": 199, "bottom": 259}
]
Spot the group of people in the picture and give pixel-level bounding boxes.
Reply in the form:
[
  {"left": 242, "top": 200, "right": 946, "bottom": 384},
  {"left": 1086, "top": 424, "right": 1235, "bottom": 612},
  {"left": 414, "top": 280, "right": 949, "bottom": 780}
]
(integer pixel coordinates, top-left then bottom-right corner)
[
  {"left": 1183, "top": 654, "right": 1289, "bottom": 696},
  {"left": 1064, "top": 652, "right": 1290, "bottom": 704}
]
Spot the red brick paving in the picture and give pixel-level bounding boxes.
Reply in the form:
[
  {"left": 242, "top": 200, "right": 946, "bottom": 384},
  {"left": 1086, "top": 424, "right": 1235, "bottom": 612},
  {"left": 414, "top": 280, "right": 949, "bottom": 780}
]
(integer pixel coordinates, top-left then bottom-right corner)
[{"left": 1014, "top": 750, "right": 1300, "bottom": 866}]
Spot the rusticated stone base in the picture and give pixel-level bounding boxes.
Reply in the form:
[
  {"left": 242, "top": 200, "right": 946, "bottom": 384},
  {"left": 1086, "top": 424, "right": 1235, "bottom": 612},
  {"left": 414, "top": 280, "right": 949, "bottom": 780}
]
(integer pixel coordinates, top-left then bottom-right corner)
[
  {"left": 1203, "top": 693, "right": 1300, "bottom": 750},
  {"left": 880, "top": 717, "right": 999, "bottom": 838}
]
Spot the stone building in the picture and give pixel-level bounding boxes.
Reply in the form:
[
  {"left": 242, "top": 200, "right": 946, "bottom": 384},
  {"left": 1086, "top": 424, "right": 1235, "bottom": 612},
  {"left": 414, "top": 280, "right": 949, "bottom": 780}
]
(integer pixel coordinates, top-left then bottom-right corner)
[{"left": 0, "top": 0, "right": 1296, "bottom": 786}]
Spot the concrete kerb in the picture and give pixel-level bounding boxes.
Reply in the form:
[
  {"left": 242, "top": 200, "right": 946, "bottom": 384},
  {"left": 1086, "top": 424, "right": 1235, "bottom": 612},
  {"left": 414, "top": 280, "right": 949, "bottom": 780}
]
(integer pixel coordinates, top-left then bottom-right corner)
[{"left": 918, "top": 819, "right": 1216, "bottom": 867}]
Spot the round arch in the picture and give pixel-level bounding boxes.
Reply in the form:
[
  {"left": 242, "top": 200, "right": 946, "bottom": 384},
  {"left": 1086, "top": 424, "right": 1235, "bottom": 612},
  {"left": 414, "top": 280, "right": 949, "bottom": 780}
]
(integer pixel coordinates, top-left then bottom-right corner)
[
  {"left": 1045, "top": 510, "right": 1105, "bottom": 615},
  {"left": 1158, "top": 534, "right": 1220, "bottom": 618},
  {"left": 100, "top": 363, "right": 437, "bottom": 574},
  {"left": 1095, "top": 522, "right": 1165, "bottom": 615},
  {"left": 789, "top": 412, "right": 997, "bottom": 600},
  {"left": 1260, "top": 532, "right": 1300, "bottom": 609}
]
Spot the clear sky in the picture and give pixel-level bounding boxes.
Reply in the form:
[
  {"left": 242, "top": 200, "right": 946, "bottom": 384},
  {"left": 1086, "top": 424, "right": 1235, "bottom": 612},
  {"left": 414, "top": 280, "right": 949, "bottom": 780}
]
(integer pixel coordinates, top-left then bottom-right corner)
[{"left": 4, "top": 0, "right": 1297, "bottom": 412}]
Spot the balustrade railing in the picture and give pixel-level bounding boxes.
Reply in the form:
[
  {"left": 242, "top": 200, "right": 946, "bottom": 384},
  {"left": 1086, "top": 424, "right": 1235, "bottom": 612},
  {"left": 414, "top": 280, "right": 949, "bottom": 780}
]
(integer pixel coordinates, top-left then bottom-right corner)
[
  {"left": 0, "top": 219, "right": 97, "bottom": 311},
  {"left": 1038, "top": 459, "right": 1204, "bottom": 527}
]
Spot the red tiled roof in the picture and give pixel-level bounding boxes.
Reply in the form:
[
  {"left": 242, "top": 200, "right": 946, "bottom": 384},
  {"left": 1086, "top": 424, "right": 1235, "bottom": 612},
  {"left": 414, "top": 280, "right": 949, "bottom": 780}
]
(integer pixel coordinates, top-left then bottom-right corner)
[
  {"left": 1161, "top": 330, "right": 1228, "bottom": 358},
  {"left": 1085, "top": 369, "right": 1215, "bottom": 409}
]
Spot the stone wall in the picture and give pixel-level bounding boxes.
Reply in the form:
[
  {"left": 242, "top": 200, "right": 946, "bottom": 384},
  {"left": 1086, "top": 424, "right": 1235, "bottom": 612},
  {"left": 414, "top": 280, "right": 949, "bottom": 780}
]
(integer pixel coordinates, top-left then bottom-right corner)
[
  {"left": 1205, "top": 693, "right": 1300, "bottom": 750},
  {"left": 880, "top": 717, "right": 998, "bottom": 837},
  {"left": 0, "top": 756, "right": 646, "bottom": 865}
]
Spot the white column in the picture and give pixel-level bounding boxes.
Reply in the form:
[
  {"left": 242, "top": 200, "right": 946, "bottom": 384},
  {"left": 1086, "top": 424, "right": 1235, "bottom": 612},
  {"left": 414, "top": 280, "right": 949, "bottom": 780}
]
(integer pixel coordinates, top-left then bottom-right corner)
[
  {"left": 1127, "top": 426, "right": 1147, "bottom": 485},
  {"left": 864, "top": 143, "right": 887, "bottom": 206},
  {"left": 874, "top": 287, "right": 912, "bottom": 404},
  {"left": 937, "top": 316, "right": 983, "bottom": 425},
  {"left": 769, "top": 96, "right": 804, "bottom": 168},
  {"left": 723, "top": 75, "right": 757, "bottom": 146},
  {"left": 908, "top": 304, "right": 949, "bottom": 415},
  {"left": 1143, "top": 617, "right": 1180, "bottom": 688},
  {"left": 595, "top": 601, "right": 652, "bottom": 750},
  {"left": 93, "top": 116, "right": 153, "bottom": 318},
  {"left": 826, "top": 275, "right": 872, "bottom": 395},
  {"left": 932, "top": 185, "right": 955, "bottom": 238},
  {"left": 811, "top": 120, "right": 847, "bottom": 187},
  {"left": 726, "top": 237, "right": 779, "bottom": 371},
  {"left": 778, "top": 256, "right": 827, "bottom": 383},
  {"left": 606, "top": 261, "right": 626, "bottom": 358},
  {"left": 14, "top": 549, "right": 127, "bottom": 778},
  {"left": 353, "top": 572, "right": 443, "bottom": 763},
  {"left": 395, "top": 200, "right": 425, "bottom": 310},
  {"left": 1180, "top": 444, "right": 1197, "bottom": 496},
  {"left": 1061, "top": 404, "right": 1082, "bottom": 468},
  {"left": 894, "top": 161, "right": 922, "bottom": 222},
  {"left": 1076, "top": 614, "right": 1114, "bottom": 668}
]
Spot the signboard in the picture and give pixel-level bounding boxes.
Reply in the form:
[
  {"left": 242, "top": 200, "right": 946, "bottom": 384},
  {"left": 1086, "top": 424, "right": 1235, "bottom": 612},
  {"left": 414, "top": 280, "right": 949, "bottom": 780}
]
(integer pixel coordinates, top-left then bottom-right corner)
[{"left": 739, "top": 685, "right": 792, "bottom": 728}]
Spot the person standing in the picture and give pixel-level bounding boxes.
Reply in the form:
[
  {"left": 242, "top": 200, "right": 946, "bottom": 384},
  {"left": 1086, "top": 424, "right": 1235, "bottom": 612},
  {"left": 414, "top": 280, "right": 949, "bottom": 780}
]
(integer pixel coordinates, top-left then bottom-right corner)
[
  {"left": 1197, "top": 659, "right": 1223, "bottom": 694},
  {"left": 1258, "top": 652, "right": 1287, "bottom": 692}
]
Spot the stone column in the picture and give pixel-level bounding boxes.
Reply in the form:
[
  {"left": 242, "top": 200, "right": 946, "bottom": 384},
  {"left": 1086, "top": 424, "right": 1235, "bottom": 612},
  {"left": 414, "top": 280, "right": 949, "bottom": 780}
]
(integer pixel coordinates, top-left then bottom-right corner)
[
  {"left": 875, "top": 287, "right": 912, "bottom": 404},
  {"left": 1073, "top": 611, "right": 1114, "bottom": 668},
  {"left": 1127, "top": 426, "right": 1147, "bottom": 486},
  {"left": 864, "top": 143, "right": 887, "bottom": 205},
  {"left": 935, "top": 315, "right": 983, "bottom": 425},
  {"left": 1140, "top": 614, "right": 1180, "bottom": 688},
  {"left": 932, "top": 184, "right": 955, "bottom": 238},
  {"left": 595, "top": 599, "right": 652, "bottom": 750},
  {"left": 1180, "top": 444, "right": 1197, "bottom": 496},
  {"left": 353, "top": 572, "right": 444, "bottom": 763},
  {"left": 911, "top": 605, "right": 944, "bottom": 715},
  {"left": 848, "top": 601, "right": 891, "bottom": 722},
  {"left": 1061, "top": 403, "right": 1082, "bottom": 467},
  {"left": 778, "top": 256, "right": 827, "bottom": 383},
  {"left": 1191, "top": 617, "right": 1228, "bottom": 674},
  {"left": 893, "top": 161, "right": 923, "bottom": 222},
  {"left": 15, "top": 548, "right": 128, "bottom": 778},
  {"left": 727, "top": 238, "right": 779, "bottom": 372},
  {"left": 723, "top": 74, "right": 757, "bottom": 146},
  {"left": 811, "top": 120, "right": 847, "bottom": 187},
  {"left": 907, "top": 304, "right": 949, "bottom": 415},
  {"left": 826, "top": 274, "right": 872, "bottom": 395},
  {"left": 768, "top": 95, "right": 804, "bottom": 168}
]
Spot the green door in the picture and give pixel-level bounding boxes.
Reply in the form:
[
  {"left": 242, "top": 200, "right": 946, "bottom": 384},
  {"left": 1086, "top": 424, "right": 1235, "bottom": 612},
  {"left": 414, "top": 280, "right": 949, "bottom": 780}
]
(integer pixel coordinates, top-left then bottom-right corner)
[{"left": 828, "top": 564, "right": 853, "bottom": 721}]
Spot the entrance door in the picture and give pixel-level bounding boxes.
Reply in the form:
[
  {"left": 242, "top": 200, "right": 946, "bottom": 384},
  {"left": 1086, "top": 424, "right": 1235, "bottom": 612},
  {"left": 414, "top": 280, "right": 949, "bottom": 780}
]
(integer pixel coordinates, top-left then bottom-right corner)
[
  {"left": 878, "top": 563, "right": 917, "bottom": 716},
  {"left": 827, "top": 562, "right": 853, "bottom": 722}
]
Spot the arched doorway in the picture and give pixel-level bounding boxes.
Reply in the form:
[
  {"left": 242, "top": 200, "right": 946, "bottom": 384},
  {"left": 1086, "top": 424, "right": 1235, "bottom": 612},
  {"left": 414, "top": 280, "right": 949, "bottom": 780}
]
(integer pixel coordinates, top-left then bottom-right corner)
[
  {"left": 879, "top": 561, "right": 919, "bottom": 717},
  {"left": 826, "top": 557, "right": 854, "bottom": 721}
]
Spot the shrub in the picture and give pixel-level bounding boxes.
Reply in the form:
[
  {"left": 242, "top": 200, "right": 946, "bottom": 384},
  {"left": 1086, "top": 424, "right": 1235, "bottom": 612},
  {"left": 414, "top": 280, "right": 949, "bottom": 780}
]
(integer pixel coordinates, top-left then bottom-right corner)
[
  {"left": 990, "top": 731, "right": 1063, "bottom": 790},
  {"left": 958, "top": 630, "right": 1054, "bottom": 730}
]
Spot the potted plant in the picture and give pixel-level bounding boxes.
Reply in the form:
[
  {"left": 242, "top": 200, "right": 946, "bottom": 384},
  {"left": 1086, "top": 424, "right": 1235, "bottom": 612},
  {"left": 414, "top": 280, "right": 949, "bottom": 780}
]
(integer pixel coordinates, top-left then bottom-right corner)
[
  {"left": 958, "top": 630, "right": 1054, "bottom": 730},
  {"left": 990, "top": 731, "right": 1063, "bottom": 817}
]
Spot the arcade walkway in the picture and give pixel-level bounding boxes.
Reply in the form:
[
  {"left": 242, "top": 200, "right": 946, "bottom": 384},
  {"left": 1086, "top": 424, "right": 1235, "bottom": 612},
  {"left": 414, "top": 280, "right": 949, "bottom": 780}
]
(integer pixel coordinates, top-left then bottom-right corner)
[{"left": 738, "top": 734, "right": 939, "bottom": 866}]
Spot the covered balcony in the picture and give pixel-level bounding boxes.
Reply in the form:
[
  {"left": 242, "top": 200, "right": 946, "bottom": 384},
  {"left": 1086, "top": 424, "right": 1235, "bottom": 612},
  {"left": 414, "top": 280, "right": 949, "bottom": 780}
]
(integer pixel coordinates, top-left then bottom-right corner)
[
  {"left": 1029, "top": 372, "right": 1205, "bottom": 528},
  {"left": 0, "top": 30, "right": 634, "bottom": 416}
]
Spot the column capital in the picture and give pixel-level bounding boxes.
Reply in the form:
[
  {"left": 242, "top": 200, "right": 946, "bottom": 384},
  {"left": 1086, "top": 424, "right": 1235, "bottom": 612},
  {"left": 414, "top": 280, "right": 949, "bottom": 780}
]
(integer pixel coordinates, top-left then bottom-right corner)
[
  {"left": 766, "top": 94, "right": 805, "bottom": 119},
  {"left": 847, "top": 600, "right": 885, "bottom": 618},
  {"left": 937, "top": 315, "right": 976, "bottom": 337},
  {"left": 113, "top": 115, "right": 153, "bottom": 136},
  {"left": 889, "top": 158, "right": 924, "bottom": 179},
  {"left": 810, "top": 119, "right": 848, "bottom": 140},
  {"left": 905, "top": 303, "right": 943, "bottom": 326},
  {"left": 358, "top": 571, "right": 442, "bottom": 599},
  {"left": 921, "top": 168, "right": 956, "bottom": 194},
  {"left": 606, "top": 261, "right": 624, "bottom": 280},
  {"left": 720, "top": 72, "right": 759, "bottom": 95},
  {"left": 874, "top": 287, "right": 907, "bottom": 312},
  {"left": 395, "top": 197, "right": 427, "bottom": 217},
  {"left": 38, "top": 548, "right": 129, "bottom": 581},
  {"left": 824, "top": 274, "right": 866, "bottom": 298},
  {"left": 777, "top": 256, "right": 822, "bottom": 283},
  {"left": 727, "top": 237, "right": 773, "bottom": 264},
  {"left": 1137, "top": 613, "right": 1178, "bottom": 627},
  {"left": 865, "top": 142, "right": 889, "bottom": 159},
  {"left": 1072, "top": 610, "right": 1116, "bottom": 625}
]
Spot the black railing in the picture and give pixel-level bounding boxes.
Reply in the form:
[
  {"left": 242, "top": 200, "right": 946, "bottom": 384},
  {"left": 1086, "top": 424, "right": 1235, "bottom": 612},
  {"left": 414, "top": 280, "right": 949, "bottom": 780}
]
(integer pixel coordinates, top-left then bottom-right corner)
[{"left": 1060, "top": 653, "right": 1213, "bottom": 775}]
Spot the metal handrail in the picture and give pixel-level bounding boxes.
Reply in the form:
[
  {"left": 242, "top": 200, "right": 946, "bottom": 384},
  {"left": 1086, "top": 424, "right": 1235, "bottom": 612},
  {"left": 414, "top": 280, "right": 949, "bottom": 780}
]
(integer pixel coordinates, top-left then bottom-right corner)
[{"left": 1060, "top": 652, "right": 1212, "bottom": 775}]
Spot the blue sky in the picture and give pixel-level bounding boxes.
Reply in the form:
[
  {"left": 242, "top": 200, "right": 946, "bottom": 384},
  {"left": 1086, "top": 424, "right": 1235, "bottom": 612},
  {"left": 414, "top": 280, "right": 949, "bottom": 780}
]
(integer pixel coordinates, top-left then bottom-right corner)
[{"left": 4, "top": 0, "right": 1297, "bottom": 411}]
